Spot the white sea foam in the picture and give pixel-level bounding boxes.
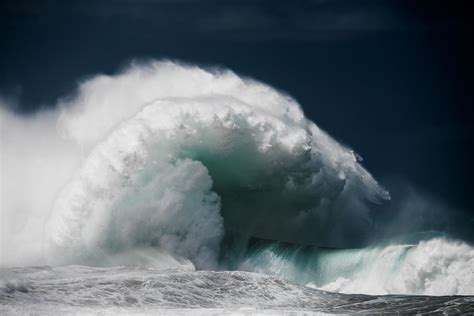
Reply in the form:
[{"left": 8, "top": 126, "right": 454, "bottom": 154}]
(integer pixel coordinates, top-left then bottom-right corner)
[
  {"left": 320, "top": 238, "right": 474, "bottom": 295},
  {"left": 318, "top": 237, "right": 474, "bottom": 295},
  {"left": 240, "top": 237, "right": 474, "bottom": 295}
]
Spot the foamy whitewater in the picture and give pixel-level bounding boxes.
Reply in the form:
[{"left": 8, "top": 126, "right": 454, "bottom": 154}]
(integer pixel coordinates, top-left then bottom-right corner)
[{"left": 1, "top": 61, "right": 473, "bottom": 314}]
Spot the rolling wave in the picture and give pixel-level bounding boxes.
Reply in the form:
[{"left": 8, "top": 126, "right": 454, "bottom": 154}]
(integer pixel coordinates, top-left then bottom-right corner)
[{"left": 1, "top": 61, "right": 473, "bottom": 298}]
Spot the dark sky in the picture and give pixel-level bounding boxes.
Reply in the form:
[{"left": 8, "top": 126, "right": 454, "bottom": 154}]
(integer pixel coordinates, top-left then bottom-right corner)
[{"left": 1, "top": 0, "right": 473, "bottom": 214}]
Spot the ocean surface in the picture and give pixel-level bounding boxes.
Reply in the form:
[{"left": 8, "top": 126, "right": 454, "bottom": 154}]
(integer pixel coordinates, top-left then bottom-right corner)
[{"left": 2, "top": 266, "right": 473, "bottom": 315}]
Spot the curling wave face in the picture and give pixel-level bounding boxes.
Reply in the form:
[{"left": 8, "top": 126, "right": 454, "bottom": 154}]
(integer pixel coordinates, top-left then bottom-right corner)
[{"left": 46, "top": 61, "right": 388, "bottom": 268}]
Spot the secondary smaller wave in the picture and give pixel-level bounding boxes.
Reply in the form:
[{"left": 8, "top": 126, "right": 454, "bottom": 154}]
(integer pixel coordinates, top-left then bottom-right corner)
[{"left": 236, "top": 237, "right": 474, "bottom": 295}]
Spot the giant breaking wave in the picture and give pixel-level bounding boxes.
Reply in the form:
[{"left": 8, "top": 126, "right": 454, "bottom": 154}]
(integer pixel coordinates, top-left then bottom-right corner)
[{"left": 1, "top": 61, "right": 473, "bottom": 296}]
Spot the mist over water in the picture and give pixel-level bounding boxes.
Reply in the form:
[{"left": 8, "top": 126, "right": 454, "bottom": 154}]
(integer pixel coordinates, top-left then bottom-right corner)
[{"left": 1, "top": 61, "right": 473, "bottom": 298}]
